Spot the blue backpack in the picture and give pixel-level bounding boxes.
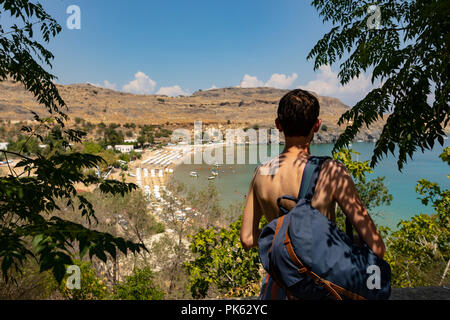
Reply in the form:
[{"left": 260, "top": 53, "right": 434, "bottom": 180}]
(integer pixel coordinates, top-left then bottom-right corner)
[{"left": 258, "top": 156, "right": 391, "bottom": 300}]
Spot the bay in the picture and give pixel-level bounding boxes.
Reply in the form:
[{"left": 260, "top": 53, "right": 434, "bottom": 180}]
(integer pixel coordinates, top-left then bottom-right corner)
[{"left": 173, "top": 140, "right": 449, "bottom": 229}]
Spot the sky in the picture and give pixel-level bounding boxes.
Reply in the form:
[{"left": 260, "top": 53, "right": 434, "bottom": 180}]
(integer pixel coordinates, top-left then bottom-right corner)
[{"left": 17, "top": 0, "right": 376, "bottom": 105}]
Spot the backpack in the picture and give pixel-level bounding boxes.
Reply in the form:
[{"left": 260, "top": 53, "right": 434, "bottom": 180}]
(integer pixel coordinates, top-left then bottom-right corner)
[{"left": 258, "top": 156, "right": 391, "bottom": 300}]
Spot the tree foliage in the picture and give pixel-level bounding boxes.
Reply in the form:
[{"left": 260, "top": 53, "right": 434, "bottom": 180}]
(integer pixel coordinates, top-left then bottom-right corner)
[
  {"left": 0, "top": 0, "right": 146, "bottom": 285},
  {"left": 0, "top": 0, "right": 66, "bottom": 122},
  {"left": 186, "top": 218, "right": 261, "bottom": 299},
  {"left": 0, "top": 150, "right": 145, "bottom": 284},
  {"left": 309, "top": 0, "right": 449, "bottom": 170}
]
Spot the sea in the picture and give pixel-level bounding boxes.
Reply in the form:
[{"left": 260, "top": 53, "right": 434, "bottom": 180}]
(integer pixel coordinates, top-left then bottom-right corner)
[{"left": 173, "top": 140, "right": 450, "bottom": 229}]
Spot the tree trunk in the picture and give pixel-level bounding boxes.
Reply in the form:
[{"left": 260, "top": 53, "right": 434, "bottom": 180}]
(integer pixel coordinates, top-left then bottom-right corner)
[{"left": 439, "top": 259, "right": 450, "bottom": 286}]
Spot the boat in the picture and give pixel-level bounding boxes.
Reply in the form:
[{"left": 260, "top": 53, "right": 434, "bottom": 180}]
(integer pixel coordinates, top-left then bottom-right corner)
[
  {"left": 189, "top": 171, "right": 198, "bottom": 177},
  {"left": 208, "top": 176, "right": 216, "bottom": 180},
  {"left": 211, "top": 170, "right": 218, "bottom": 176}
]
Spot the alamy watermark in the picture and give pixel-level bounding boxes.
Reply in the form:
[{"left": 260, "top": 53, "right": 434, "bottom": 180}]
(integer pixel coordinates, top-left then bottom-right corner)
[
  {"left": 366, "top": 265, "right": 381, "bottom": 290},
  {"left": 367, "top": 5, "right": 381, "bottom": 30},
  {"left": 171, "top": 121, "right": 281, "bottom": 175},
  {"left": 66, "top": 5, "right": 81, "bottom": 30},
  {"left": 66, "top": 265, "right": 81, "bottom": 290}
]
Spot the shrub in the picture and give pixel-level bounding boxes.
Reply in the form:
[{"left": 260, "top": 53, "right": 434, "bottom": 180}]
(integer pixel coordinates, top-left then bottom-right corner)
[
  {"left": 186, "top": 217, "right": 261, "bottom": 299},
  {"left": 383, "top": 148, "right": 450, "bottom": 287},
  {"left": 113, "top": 267, "right": 164, "bottom": 300},
  {"left": 74, "top": 117, "right": 84, "bottom": 125},
  {"left": 58, "top": 260, "right": 108, "bottom": 300}
]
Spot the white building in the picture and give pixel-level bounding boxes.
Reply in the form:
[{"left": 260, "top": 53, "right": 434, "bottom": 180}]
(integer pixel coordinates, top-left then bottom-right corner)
[
  {"left": 114, "top": 145, "right": 134, "bottom": 153},
  {"left": 0, "top": 142, "right": 8, "bottom": 151}
]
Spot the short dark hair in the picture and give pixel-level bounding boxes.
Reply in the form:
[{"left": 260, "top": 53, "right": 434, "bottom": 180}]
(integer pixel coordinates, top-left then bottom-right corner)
[{"left": 277, "top": 89, "right": 320, "bottom": 137}]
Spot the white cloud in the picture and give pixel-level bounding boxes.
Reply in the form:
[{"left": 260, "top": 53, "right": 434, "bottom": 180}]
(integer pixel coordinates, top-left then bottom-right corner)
[
  {"left": 122, "top": 71, "right": 157, "bottom": 94},
  {"left": 239, "top": 73, "right": 298, "bottom": 89},
  {"left": 88, "top": 80, "right": 117, "bottom": 90},
  {"left": 102, "top": 80, "right": 117, "bottom": 90},
  {"left": 300, "top": 65, "right": 374, "bottom": 106},
  {"left": 265, "top": 73, "right": 298, "bottom": 89},
  {"left": 156, "top": 85, "right": 190, "bottom": 97},
  {"left": 240, "top": 74, "right": 264, "bottom": 88}
]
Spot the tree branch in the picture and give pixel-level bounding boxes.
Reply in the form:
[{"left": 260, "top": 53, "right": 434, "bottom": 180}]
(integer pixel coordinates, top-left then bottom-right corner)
[{"left": 1, "top": 150, "right": 33, "bottom": 161}]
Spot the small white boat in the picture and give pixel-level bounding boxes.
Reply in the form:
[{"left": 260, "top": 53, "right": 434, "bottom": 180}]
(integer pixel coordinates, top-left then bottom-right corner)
[
  {"left": 189, "top": 171, "right": 198, "bottom": 177},
  {"left": 208, "top": 176, "right": 216, "bottom": 180}
]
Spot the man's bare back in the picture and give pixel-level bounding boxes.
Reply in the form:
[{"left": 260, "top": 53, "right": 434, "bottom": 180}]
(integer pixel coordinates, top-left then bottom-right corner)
[
  {"left": 241, "top": 145, "right": 386, "bottom": 259},
  {"left": 252, "top": 149, "right": 336, "bottom": 223}
]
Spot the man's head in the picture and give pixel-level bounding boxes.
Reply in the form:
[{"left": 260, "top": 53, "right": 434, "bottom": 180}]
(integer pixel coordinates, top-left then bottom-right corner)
[{"left": 276, "top": 89, "right": 321, "bottom": 138}]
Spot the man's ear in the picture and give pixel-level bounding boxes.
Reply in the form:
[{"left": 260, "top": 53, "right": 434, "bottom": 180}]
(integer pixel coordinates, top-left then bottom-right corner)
[
  {"left": 275, "top": 118, "right": 283, "bottom": 132},
  {"left": 313, "top": 118, "right": 322, "bottom": 133}
]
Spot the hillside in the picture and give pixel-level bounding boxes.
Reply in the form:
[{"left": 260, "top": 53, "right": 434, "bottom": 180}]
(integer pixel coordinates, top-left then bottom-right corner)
[{"left": 0, "top": 80, "right": 385, "bottom": 142}]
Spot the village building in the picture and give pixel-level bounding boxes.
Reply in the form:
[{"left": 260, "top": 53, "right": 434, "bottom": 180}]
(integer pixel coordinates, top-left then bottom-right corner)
[
  {"left": 0, "top": 142, "right": 8, "bottom": 151},
  {"left": 114, "top": 144, "right": 134, "bottom": 153}
]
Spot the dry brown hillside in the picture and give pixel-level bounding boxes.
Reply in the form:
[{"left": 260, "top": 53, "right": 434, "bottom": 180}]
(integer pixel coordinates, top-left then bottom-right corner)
[{"left": 0, "top": 80, "right": 385, "bottom": 142}]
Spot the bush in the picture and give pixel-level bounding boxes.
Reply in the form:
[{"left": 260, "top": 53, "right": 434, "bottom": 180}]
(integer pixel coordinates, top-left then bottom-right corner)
[
  {"left": 58, "top": 260, "right": 108, "bottom": 300},
  {"left": 113, "top": 267, "right": 164, "bottom": 300},
  {"left": 74, "top": 117, "right": 84, "bottom": 125},
  {"left": 83, "top": 141, "right": 104, "bottom": 154},
  {"left": 186, "top": 217, "right": 261, "bottom": 299},
  {"left": 383, "top": 150, "right": 449, "bottom": 287}
]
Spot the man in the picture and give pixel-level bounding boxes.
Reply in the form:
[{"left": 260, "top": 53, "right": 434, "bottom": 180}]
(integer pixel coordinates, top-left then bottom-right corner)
[{"left": 240, "top": 89, "right": 385, "bottom": 299}]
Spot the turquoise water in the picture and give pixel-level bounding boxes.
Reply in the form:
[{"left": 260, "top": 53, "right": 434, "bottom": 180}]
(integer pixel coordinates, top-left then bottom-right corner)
[{"left": 173, "top": 141, "right": 449, "bottom": 229}]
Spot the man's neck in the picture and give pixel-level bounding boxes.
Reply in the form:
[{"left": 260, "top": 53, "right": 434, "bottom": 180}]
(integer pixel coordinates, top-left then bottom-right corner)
[{"left": 283, "top": 136, "right": 312, "bottom": 156}]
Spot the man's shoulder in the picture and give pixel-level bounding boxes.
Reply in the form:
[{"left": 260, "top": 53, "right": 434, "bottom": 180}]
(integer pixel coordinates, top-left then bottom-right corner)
[{"left": 317, "top": 157, "right": 349, "bottom": 179}]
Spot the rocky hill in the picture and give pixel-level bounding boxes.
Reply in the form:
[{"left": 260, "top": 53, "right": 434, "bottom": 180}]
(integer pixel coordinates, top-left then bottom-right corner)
[{"left": 0, "top": 80, "right": 385, "bottom": 143}]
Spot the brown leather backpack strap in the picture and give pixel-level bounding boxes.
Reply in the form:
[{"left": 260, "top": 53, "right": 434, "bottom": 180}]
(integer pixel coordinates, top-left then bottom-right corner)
[
  {"left": 282, "top": 227, "right": 366, "bottom": 300},
  {"left": 267, "top": 215, "right": 291, "bottom": 297},
  {"left": 328, "top": 282, "right": 366, "bottom": 300},
  {"left": 269, "top": 215, "right": 285, "bottom": 254},
  {"left": 283, "top": 229, "right": 306, "bottom": 269},
  {"left": 282, "top": 229, "right": 342, "bottom": 300}
]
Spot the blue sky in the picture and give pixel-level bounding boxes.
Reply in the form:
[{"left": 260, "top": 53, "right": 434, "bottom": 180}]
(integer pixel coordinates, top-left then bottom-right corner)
[{"left": 30, "top": 0, "right": 375, "bottom": 105}]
